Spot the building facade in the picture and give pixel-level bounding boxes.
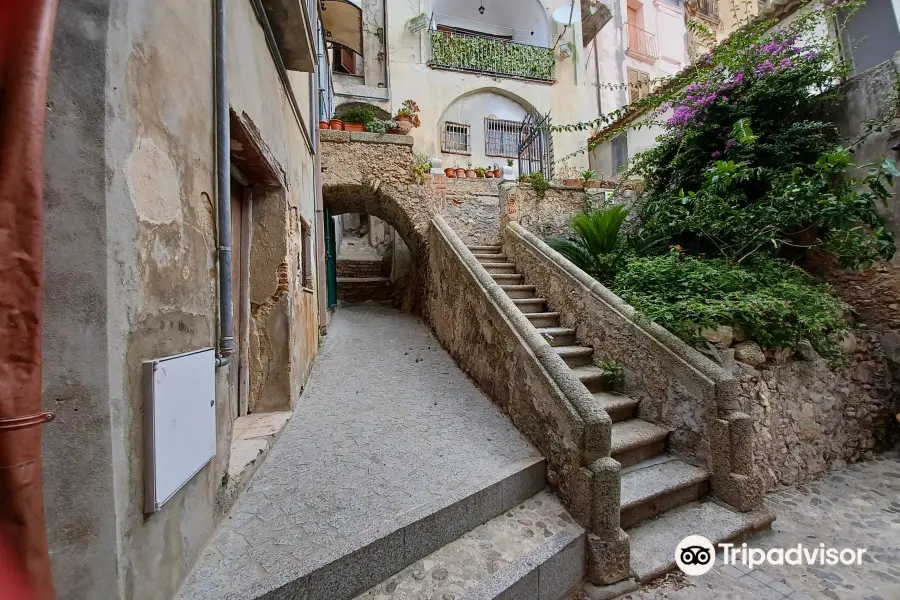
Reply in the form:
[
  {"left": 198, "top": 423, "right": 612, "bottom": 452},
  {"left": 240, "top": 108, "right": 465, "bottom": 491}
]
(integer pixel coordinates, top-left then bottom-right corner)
[{"left": 41, "top": 1, "right": 329, "bottom": 599}]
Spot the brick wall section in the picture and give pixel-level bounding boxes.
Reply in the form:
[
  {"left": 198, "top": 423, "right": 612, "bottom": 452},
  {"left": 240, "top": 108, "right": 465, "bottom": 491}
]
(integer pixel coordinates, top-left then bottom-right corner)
[
  {"left": 337, "top": 277, "right": 392, "bottom": 303},
  {"left": 336, "top": 258, "right": 389, "bottom": 278}
]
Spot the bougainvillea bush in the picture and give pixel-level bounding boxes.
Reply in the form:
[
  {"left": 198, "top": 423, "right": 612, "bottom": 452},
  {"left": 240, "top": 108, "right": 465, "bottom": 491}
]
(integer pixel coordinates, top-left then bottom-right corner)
[{"left": 626, "top": 4, "right": 897, "bottom": 269}]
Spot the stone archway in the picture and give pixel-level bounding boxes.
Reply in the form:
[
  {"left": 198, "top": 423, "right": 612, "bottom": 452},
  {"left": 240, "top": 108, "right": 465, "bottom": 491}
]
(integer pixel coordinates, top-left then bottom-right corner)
[{"left": 319, "top": 130, "right": 449, "bottom": 312}]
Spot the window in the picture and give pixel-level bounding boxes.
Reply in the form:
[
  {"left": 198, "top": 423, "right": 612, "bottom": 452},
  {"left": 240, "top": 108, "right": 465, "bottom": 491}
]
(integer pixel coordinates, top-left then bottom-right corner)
[
  {"left": 442, "top": 121, "right": 471, "bottom": 154},
  {"left": 333, "top": 46, "right": 361, "bottom": 75},
  {"left": 484, "top": 118, "right": 521, "bottom": 158},
  {"left": 628, "top": 68, "right": 651, "bottom": 102},
  {"left": 612, "top": 134, "right": 628, "bottom": 173}
]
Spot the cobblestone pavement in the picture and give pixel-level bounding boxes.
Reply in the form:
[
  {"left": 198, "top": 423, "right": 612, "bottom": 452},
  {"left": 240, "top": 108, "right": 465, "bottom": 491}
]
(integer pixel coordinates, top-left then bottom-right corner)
[
  {"left": 624, "top": 451, "right": 900, "bottom": 600},
  {"left": 178, "top": 304, "right": 540, "bottom": 600}
]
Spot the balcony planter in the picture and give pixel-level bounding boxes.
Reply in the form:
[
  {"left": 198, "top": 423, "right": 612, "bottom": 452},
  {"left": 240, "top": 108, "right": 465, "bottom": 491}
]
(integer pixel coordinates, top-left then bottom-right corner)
[
  {"left": 319, "top": 120, "right": 330, "bottom": 130},
  {"left": 329, "top": 119, "right": 344, "bottom": 131},
  {"left": 455, "top": 168, "right": 466, "bottom": 178},
  {"left": 343, "top": 122, "right": 366, "bottom": 133}
]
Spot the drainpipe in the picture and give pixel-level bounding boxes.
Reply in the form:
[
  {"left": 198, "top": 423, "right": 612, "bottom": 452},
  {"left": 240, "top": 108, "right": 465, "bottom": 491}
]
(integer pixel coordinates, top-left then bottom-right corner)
[
  {"left": 0, "top": 1, "right": 59, "bottom": 598},
  {"left": 214, "top": 0, "right": 234, "bottom": 368}
]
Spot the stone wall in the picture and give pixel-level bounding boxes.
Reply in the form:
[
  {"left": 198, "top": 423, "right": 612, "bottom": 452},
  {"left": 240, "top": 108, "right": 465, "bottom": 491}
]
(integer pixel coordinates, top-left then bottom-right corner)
[
  {"left": 441, "top": 179, "right": 502, "bottom": 246},
  {"left": 499, "top": 182, "right": 610, "bottom": 240},
  {"left": 737, "top": 331, "right": 898, "bottom": 490}
]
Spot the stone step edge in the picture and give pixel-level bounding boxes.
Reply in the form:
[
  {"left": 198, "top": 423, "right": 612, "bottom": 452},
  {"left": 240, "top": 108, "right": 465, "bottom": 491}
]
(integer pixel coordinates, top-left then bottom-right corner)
[
  {"left": 460, "top": 529, "right": 585, "bottom": 600},
  {"left": 336, "top": 277, "right": 390, "bottom": 283},
  {"left": 226, "top": 457, "right": 548, "bottom": 600},
  {"left": 629, "top": 501, "right": 776, "bottom": 584}
]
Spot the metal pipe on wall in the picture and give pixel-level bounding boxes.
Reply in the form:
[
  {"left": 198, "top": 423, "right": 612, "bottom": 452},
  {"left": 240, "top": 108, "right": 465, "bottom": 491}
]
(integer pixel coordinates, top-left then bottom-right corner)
[
  {"left": 0, "top": 0, "right": 60, "bottom": 598},
  {"left": 214, "top": 0, "right": 235, "bottom": 368}
]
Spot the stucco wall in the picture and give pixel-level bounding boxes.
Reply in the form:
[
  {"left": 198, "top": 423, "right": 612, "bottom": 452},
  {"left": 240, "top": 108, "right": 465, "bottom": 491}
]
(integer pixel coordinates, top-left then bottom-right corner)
[
  {"left": 43, "top": 1, "right": 320, "bottom": 598},
  {"left": 438, "top": 91, "right": 529, "bottom": 168},
  {"left": 499, "top": 182, "right": 612, "bottom": 239}
]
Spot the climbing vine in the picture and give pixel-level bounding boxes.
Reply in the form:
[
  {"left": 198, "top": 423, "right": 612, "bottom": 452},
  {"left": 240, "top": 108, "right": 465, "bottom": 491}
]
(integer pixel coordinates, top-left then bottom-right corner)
[{"left": 429, "top": 32, "right": 556, "bottom": 81}]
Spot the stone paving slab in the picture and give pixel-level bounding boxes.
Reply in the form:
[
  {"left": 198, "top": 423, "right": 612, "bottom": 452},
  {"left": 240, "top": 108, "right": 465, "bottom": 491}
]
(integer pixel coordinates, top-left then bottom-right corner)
[
  {"left": 619, "top": 450, "right": 900, "bottom": 599},
  {"left": 178, "top": 305, "right": 541, "bottom": 600},
  {"left": 355, "top": 490, "right": 584, "bottom": 600}
]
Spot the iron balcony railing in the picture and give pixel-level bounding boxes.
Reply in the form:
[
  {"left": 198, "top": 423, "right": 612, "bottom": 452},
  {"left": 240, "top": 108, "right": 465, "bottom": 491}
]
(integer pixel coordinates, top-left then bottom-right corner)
[
  {"left": 429, "top": 28, "right": 555, "bottom": 82},
  {"left": 698, "top": 0, "right": 719, "bottom": 18},
  {"left": 625, "top": 23, "right": 659, "bottom": 60}
]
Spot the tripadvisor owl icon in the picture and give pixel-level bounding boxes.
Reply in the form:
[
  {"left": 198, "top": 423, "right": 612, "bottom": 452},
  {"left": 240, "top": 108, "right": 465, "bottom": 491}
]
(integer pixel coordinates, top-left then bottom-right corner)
[{"left": 675, "top": 535, "right": 716, "bottom": 576}]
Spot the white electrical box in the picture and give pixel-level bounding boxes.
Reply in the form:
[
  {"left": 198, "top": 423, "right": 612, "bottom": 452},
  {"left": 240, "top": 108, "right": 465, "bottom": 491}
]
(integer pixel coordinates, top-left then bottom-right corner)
[{"left": 143, "top": 348, "right": 216, "bottom": 513}]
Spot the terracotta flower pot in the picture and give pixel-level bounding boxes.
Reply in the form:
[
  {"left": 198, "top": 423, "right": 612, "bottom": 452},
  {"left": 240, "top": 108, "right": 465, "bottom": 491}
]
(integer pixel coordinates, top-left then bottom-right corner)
[
  {"left": 485, "top": 172, "right": 493, "bottom": 178},
  {"left": 343, "top": 122, "right": 366, "bottom": 133},
  {"left": 493, "top": 169, "right": 502, "bottom": 178},
  {"left": 329, "top": 119, "right": 343, "bottom": 131},
  {"left": 563, "top": 179, "right": 581, "bottom": 188},
  {"left": 444, "top": 168, "right": 456, "bottom": 177},
  {"left": 394, "top": 116, "right": 414, "bottom": 134},
  {"left": 455, "top": 168, "right": 466, "bottom": 178},
  {"left": 465, "top": 169, "right": 476, "bottom": 178},
  {"left": 319, "top": 121, "right": 330, "bottom": 130}
]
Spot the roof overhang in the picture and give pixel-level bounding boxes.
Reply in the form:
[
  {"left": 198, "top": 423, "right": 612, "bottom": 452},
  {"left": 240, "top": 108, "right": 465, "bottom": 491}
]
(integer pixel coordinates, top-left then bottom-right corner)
[
  {"left": 322, "top": 0, "right": 364, "bottom": 56},
  {"left": 261, "top": 0, "right": 317, "bottom": 72}
]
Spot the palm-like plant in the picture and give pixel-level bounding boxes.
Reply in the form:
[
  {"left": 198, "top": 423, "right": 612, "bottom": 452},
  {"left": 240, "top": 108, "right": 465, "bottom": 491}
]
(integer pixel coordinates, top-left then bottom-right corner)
[{"left": 547, "top": 205, "right": 630, "bottom": 280}]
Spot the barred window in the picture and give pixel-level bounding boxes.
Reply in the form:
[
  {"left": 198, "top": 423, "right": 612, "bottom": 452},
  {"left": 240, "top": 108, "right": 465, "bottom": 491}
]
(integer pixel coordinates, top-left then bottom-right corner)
[
  {"left": 442, "top": 121, "right": 471, "bottom": 154},
  {"left": 484, "top": 118, "right": 521, "bottom": 158}
]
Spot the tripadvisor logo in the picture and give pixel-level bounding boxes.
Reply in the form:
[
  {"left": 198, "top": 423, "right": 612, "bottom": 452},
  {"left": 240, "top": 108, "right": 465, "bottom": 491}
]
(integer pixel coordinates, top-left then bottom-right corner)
[{"left": 675, "top": 536, "right": 868, "bottom": 576}]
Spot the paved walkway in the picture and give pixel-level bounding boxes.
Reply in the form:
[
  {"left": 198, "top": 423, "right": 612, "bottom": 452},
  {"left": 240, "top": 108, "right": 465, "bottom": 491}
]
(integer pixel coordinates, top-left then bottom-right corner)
[
  {"left": 178, "top": 304, "right": 540, "bottom": 600},
  {"left": 623, "top": 451, "right": 900, "bottom": 600}
]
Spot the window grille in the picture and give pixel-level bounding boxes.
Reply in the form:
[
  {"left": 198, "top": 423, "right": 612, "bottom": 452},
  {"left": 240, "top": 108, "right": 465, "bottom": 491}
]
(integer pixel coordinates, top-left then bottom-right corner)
[
  {"left": 442, "top": 121, "right": 471, "bottom": 154},
  {"left": 484, "top": 118, "right": 521, "bottom": 158}
]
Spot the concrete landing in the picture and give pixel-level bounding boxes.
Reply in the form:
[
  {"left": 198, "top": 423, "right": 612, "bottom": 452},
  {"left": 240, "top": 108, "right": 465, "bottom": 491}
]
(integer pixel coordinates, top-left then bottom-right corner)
[{"left": 178, "top": 305, "right": 543, "bottom": 600}]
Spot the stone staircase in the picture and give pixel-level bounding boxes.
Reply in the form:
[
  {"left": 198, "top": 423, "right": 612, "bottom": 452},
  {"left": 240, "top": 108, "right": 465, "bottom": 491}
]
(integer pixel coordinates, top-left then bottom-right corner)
[
  {"left": 336, "top": 257, "right": 391, "bottom": 303},
  {"left": 469, "top": 244, "right": 774, "bottom": 585}
]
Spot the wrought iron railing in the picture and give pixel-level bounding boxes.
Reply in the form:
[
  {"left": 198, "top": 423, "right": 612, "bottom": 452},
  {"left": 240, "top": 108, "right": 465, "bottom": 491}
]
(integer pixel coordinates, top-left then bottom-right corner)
[
  {"left": 429, "top": 28, "right": 555, "bottom": 82},
  {"left": 626, "top": 23, "right": 659, "bottom": 60},
  {"left": 698, "top": 0, "right": 719, "bottom": 18}
]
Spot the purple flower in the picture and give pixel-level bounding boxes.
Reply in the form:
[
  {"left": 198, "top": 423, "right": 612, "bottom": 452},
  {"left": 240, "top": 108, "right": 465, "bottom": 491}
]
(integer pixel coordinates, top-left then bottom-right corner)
[
  {"left": 732, "top": 73, "right": 745, "bottom": 84},
  {"left": 803, "top": 51, "right": 820, "bottom": 60},
  {"left": 779, "top": 57, "right": 792, "bottom": 68},
  {"left": 755, "top": 60, "right": 775, "bottom": 75},
  {"left": 711, "top": 151, "right": 722, "bottom": 158},
  {"left": 726, "top": 139, "right": 736, "bottom": 150}
]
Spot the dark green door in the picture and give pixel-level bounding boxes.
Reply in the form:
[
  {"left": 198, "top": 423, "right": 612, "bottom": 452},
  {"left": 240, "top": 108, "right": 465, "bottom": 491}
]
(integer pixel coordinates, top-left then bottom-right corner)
[{"left": 324, "top": 208, "right": 338, "bottom": 309}]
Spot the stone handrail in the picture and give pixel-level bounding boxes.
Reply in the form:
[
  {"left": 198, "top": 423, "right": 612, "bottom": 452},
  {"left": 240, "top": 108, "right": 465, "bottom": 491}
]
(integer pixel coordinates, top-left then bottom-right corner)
[
  {"left": 505, "top": 222, "right": 763, "bottom": 512},
  {"left": 428, "top": 216, "right": 630, "bottom": 584}
]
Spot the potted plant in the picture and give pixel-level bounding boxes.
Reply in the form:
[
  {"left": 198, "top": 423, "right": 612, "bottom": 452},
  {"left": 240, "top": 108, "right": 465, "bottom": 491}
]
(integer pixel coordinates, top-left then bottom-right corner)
[
  {"left": 502, "top": 159, "right": 516, "bottom": 180},
  {"left": 581, "top": 169, "right": 597, "bottom": 188},
  {"left": 485, "top": 167, "right": 493, "bottom": 178},
  {"left": 455, "top": 166, "right": 466, "bottom": 178},
  {"left": 329, "top": 117, "right": 344, "bottom": 131},
  {"left": 342, "top": 107, "right": 375, "bottom": 133},
  {"left": 465, "top": 163, "right": 476, "bottom": 178},
  {"left": 365, "top": 118, "right": 394, "bottom": 134},
  {"left": 493, "top": 163, "right": 502, "bottom": 178},
  {"left": 444, "top": 166, "right": 456, "bottom": 177},
  {"left": 319, "top": 120, "right": 330, "bottom": 130},
  {"left": 394, "top": 100, "right": 421, "bottom": 134}
]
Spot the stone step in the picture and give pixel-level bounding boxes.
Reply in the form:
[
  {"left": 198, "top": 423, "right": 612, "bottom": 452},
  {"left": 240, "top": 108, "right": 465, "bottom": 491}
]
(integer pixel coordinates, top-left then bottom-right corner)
[
  {"left": 177, "top": 457, "right": 547, "bottom": 600},
  {"left": 483, "top": 263, "right": 518, "bottom": 274},
  {"left": 628, "top": 501, "right": 775, "bottom": 583},
  {"left": 355, "top": 490, "right": 585, "bottom": 600},
  {"left": 501, "top": 285, "right": 537, "bottom": 299},
  {"left": 512, "top": 297, "right": 546, "bottom": 314},
  {"left": 491, "top": 273, "right": 524, "bottom": 284},
  {"left": 570, "top": 365, "right": 615, "bottom": 393},
  {"left": 474, "top": 253, "right": 509, "bottom": 263},
  {"left": 552, "top": 345, "right": 594, "bottom": 368},
  {"left": 610, "top": 420, "right": 669, "bottom": 469},
  {"left": 468, "top": 245, "right": 503, "bottom": 254},
  {"left": 535, "top": 327, "right": 577, "bottom": 347},
  {"left": 591, "top": 391, "right": 639, "bottom": 423},
  {"left": 620, "top": 456, "right": 710, "bottom": 529},
  {"left": 525, "top": 312, "right": 560, "bottom": 328}
]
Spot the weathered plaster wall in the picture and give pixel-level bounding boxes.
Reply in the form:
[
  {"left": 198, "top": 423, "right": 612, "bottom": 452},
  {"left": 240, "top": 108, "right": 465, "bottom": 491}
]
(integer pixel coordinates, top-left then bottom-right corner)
[
  {"left": 499, "top": 182, "right": 611, "bottom": 239},
  {"left": 442, "top": 178, "right": 502, "bottom": 246},
  {"left": 42, "top": 2, "right": 118, "bottom": 598},
  {"left": 41, "top": 1, "right": 320, "bottom": 599}
]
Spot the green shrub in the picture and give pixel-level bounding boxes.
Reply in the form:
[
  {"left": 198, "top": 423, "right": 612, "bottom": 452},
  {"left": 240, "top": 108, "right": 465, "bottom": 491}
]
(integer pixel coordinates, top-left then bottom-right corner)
[
  {"left": 526, "top": 172, "right": 550, "bottom": 198},
  {"left": 610, "top": 252, "right": 849, "bottom": 360},
  {"left": 547, "top": 206, "right": 630, "bottom": 280},
  {"left": 365, "top": 118, "right": 395, "bottom": 134},
  {"left": 342, "top": 107, "right": 376, "bottom": 124},
  {"left": 430, "top": 32, "right": 555, "bottom": 80}
]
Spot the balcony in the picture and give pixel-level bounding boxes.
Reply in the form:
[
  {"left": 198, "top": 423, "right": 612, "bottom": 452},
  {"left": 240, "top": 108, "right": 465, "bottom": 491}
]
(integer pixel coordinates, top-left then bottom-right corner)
[
  {"left": 625, "top": 23, "right": 658, "bottom": 63},
  {"left": 428, "top": 28, "right": 555, "bottom": 83}
]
